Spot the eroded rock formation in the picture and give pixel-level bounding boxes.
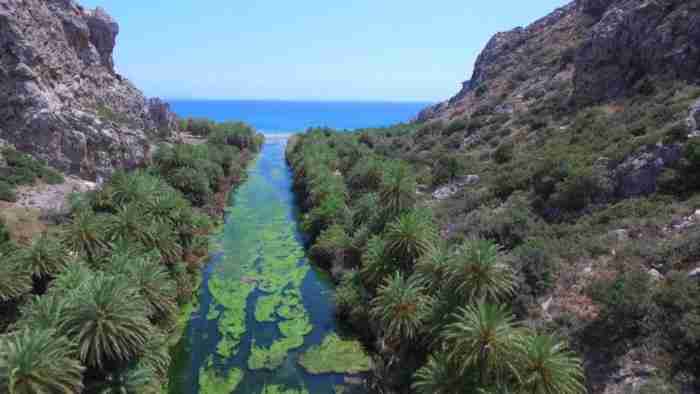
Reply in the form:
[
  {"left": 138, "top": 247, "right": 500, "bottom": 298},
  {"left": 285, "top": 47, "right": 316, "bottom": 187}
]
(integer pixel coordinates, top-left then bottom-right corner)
[{"left": 0, "top": 0, "right": 178, "bottom": 180}]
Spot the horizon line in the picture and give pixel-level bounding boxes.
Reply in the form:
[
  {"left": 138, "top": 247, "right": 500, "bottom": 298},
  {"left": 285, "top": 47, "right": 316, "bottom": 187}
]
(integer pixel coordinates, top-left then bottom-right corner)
[{"left": 163, "top": 97, "right": 437, "bottom": 104}]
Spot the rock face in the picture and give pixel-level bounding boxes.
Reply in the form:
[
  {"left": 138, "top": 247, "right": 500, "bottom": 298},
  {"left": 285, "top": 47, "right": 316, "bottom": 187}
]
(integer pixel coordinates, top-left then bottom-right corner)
[
  {"left": 418, "top": 0, "right": 700, "bottom": 121},
  {"left": 0, "top": 0, "right": 178, "bottom": 180},
  {"left": 574, "top": 0, "right": 700, "bottom": 106}
]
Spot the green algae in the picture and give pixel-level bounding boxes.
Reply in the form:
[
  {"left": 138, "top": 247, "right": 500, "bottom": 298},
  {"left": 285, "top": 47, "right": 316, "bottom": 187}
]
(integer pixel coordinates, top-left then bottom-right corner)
[
  {"left": 298, "top": 333, "right": 372, "bottom": 375},
  {"left": 278, "top": 314, "right": 312, "bottom": 338},
  {"left": 254, "top": 293, "right": 279, "bottom": 322},
  {"left": 198, "top": 365, "right": 244, "bottom": 394},
  {"left": 262, "top": 384, "right": 309, "bottom": 394}
]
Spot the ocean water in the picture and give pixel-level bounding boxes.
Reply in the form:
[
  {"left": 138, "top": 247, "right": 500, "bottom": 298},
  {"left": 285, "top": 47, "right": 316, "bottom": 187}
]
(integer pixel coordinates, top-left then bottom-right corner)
[{"left": 169, "top": 100, "right": 431, "bottom": 133}]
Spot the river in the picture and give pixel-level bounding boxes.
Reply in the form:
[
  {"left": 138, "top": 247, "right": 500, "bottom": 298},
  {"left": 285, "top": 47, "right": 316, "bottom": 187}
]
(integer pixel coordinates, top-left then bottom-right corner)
[{"left": 168, "top": 138, "right": 370, "bottom": 394}]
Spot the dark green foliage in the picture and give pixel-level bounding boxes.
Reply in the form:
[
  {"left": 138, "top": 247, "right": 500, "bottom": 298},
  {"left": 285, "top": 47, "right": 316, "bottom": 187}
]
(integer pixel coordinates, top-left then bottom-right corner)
[
  {"left": 0, "top": 219, "right": 9, "bottom": 245},
  {"left": 0, "top": 181, "right": 17, "bottom": 202},
  {"left": 493, "top": 141, "right": 514, "bottom": 164},
  {"left": 0, "top": 147, "right": 64, "bottom": 201},
  {"left": 432, "top": 155, "right": 465, "bottom": 186},
  {"left": 589, "top": 266, "right": 653, "bottom": 340},
  {"left": 444, "top": 119, "right": 467, "bottom": 136},
  {"left": 512, "top": 239, "right": 555, "bottom": 298}
]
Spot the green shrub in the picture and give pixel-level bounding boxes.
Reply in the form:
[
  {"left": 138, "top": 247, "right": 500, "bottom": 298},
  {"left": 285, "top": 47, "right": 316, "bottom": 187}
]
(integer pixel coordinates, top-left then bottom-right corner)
[
  {"left": 513, "top": 239, "right": 555, "bottom": 298},
  {"left": 589, "top": 266, "right": 653, "bottom": 340},
  {"left": 493, "top": 142, "right": 514, "bottom": 164},
  {"left": 0, "top": 218, "right": 9, "bottom": 245},
  {"left": 431, "top": 155, "right": 464, "bottom": 186},
  {"left": 1, "top": 147, "right": 64, "bottom": 186},
  {"left": 0, "top": 180, "right": 17, "bottom": 202},
  {"left": 443, "top": 119, "right": 467, "bottom": 136}
]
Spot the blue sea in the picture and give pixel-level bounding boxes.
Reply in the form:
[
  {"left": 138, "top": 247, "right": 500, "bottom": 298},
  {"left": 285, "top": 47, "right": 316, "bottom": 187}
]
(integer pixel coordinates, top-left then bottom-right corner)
[{"left": 169, "top": 100, "right": 431, "bottom": 133}]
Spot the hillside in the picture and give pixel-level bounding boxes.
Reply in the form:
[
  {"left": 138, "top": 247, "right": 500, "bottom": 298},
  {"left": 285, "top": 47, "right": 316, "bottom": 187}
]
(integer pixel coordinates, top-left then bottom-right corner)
[
  {"left": 287, "top": 1, "right": 700, "bottom": 393},
  {"left": 0, "top": 0, "right": 178, "bottom": 181}
]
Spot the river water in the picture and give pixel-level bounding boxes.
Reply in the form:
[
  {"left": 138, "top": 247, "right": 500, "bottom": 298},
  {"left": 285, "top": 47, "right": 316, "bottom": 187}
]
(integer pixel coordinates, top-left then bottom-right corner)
[{"left": 168, "top": 138, "right": 369, "bottom": 394}]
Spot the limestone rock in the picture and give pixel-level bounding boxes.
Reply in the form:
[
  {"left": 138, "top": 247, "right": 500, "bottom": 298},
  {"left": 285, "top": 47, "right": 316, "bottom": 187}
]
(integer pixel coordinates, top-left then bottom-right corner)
[
  {"left": 418, "top": 0, "right": 700, "bottom": 121},
  {"left": 432, "top": 175, "right": 480, "bottom": 200},
  {"left": 613, "top": 144, "right": 682, "bottom": 199},
  {"left": 0, "top": 0, "right": 178, "bottom": 180}
]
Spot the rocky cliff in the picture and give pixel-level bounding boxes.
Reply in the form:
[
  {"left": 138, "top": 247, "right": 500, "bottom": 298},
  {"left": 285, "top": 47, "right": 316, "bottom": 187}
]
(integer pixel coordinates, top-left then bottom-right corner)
[
  {"left": 0, "top": 0, "right": 178, "bottom": 180},
  {"left": 419, "top": 0, "right": 700, "bottom": 121}
]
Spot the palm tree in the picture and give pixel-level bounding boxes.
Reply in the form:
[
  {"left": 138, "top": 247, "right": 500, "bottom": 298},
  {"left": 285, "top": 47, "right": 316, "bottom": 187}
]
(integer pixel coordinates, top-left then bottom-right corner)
[
  {"left": 14, "top": 294, "right": 67, "bottom": 332},
  {"left": 139, "top": 331, "right": 171, "bottom": 378},
  {"left": 384, "top": 209, "right": 438, "bottom": 273},
  {"left": 146, "top": 221, "right": 183, "bottom": 265},
  {"left": 360, "top": 235, "right": 393, "bottom": 289},
  {"left": 370, "top": 272, "right": 432, "bottom": 343},
  {"left": 123, "top": 257, "right": 177, "bottom": 321},
  {"left": 516, "top": 334, "right": 585, "bottom": 394},
  {"left": 415, "top": 242, "right": 450, "bottom": 294},
  {"left": 10, "top": 233, "right": 70, "bottom": 279},
  {"left": 104, "top": 203, "right": 153, "bottom": 245},
  {"left": 0, "top": 259, "right": 31, "bottom": 302},
  {"left": 62, "top": 208, "right": 110, "bottom": 263},
  {"left": 62, "top": 273, "right": 152, "bottom": 371},
  {"left": 412, "top": 352, "right": 474, "bottom": 394},
  {"left": 49, "top": 261, "right": 94, "bottom": 296},
  {"left": 8, "top": 233, "right": 70, "bottom": 293},
  {"left": 98, "top": 365, "right": 159, "bottom": 394},
  {"left": 379, "top": 162, "right": 417, "bottom": 222},
  {"left": 0, "top": 329, "right": 84, "bottom": 394},
  {"left": 442, "top": 303, "right": 522, "bottom": 386},
  {"left": 446, "top": 239, "right": 514, "bottom": 303}
]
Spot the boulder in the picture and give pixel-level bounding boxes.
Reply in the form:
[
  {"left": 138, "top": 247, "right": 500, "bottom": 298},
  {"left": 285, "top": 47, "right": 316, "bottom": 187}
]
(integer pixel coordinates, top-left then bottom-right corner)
[
  {"left": 432, "top": 175, "right": 480, "bottom": 200},
  {"left": 613, "top": 144, "right": 682, "bottom": 199}
]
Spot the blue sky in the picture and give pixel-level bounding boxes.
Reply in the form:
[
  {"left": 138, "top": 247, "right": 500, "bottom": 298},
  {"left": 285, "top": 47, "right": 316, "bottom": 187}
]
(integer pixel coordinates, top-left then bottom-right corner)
[{"left": 79, "top": 0, "right": 569, "bottom": 102}]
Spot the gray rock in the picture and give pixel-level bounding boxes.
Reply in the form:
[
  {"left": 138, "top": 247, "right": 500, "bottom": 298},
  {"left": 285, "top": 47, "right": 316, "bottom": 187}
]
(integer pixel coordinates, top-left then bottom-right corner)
[
  {"left": 647, "top": 269, "right": 663, "bottom": 281},
  {"left": 609, "top": 229, "right": 629, "bottom": 242},
  {"left": 0, "top": 0, "right": 178, "bottom": 180},
  {"left": 432, "top": 175, "right": 480, "bottom": 200},
  {"left": 689, "top": 98, "right": 700, "bottom": 137},
  {"left": 613, "top": 144, "right": 682, "bottom": 199},
  {"left": 689, "top": 267, "right": 700, "bottom": 280},
  {"left": 573, "top": 0, "right": 700, "bottom": 106}
]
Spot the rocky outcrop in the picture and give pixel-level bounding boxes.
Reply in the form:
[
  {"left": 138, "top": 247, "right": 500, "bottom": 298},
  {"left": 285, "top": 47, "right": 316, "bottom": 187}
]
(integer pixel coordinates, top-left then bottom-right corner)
[
  {"left": 573, "top": 0, "right": 700, "bottom": 106},
  {"left": 418, "top": 0, "right": 700, "bottom": 121},
  {"left": 613, "top": 144, "right": 682, "bottom": 198},
  {"left": 432, "top": 175, "right": 480, "bottom": 200},
  {"left": 0, "top": 0, "right": 178, "bottom": 180}
]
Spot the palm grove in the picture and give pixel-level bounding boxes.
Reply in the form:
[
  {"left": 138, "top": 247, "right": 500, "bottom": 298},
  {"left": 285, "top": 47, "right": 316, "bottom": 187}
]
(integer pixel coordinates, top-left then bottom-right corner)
[
  {"left": 286, "top": 129, "right": 585, "bottom": 394},
  {"left": 0, "top": 121, "right": 263, "bottom": 393}
]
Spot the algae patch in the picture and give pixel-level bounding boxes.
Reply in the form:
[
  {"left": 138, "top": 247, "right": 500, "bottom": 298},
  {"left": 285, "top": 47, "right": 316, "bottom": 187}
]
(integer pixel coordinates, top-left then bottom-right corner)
[
  {"left": 198, "top": 359, "right": 244, "bottom": 394},
  {"left": 298, "top": 333, "right": 372, "bottom": 374}
]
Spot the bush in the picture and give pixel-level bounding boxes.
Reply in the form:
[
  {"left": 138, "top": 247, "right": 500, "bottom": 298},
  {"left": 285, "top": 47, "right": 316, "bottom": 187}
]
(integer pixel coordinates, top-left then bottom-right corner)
[
  {"left": 0, "top": 218, "right": 9, "bottom": 244},
  {"left": 493, "top": 141, "right": 514, "bottom": 164},
  {"left": 0, "top": 180, "right": 17, "bottom": 202},
  {"left": 513, "top": 238, "right": 556, "bottom": 298},
  {"left": 431, "top": 155, "right": 464, "bottom": 186},
  {"left": 1, "top": 147, "right": 64, "bottom": 187},
  {"left": 443, "top": 119, "right": 467, "bottom": 136},
  {"left": 589, "top": 266, "right": 653, "bottom": 340}
]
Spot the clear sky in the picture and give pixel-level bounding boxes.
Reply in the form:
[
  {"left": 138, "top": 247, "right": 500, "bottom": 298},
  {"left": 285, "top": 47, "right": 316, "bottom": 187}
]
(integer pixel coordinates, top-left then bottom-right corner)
[{"left": 79, "top": 0, "right": 570, "bottom": 102}]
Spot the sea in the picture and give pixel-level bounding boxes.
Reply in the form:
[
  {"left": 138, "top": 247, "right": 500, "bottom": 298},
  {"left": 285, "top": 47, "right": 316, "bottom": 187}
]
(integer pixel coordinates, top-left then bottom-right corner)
[{"left": 169, "top": 100, "right": 431, "bottom": 134}]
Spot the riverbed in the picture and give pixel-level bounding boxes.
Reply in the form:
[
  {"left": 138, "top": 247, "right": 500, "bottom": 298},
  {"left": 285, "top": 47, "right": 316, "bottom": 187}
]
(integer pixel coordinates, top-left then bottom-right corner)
[{"left": 168, "top": 138, "right": 370, "bottom": 394}]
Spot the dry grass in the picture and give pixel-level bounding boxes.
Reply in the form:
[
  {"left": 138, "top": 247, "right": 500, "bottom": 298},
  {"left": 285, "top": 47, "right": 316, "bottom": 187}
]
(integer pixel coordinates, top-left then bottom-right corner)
[{"left": 0, "top": 202, "right": 46, "bottom": 244}]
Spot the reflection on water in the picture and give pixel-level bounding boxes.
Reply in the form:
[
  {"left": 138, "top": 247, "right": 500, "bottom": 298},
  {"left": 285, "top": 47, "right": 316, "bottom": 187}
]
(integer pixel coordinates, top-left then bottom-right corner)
[{"left": 168, "top": 140, "right": 369, "bottom": 394}]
